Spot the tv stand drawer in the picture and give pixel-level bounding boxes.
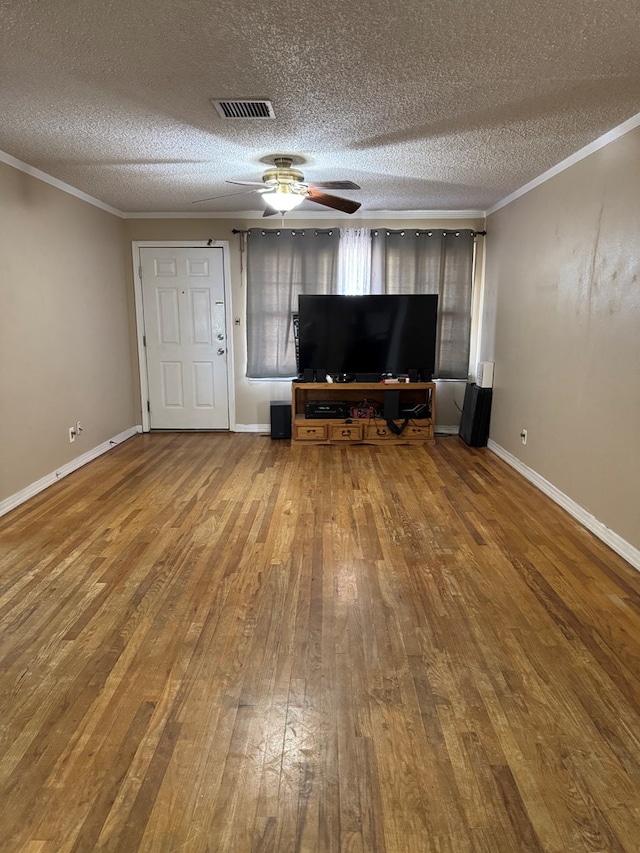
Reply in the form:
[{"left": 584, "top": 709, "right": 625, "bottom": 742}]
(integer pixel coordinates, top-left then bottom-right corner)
[
  {"left": 365, "top": 422, "right": 395, "bottom": 439},
  {"left": 404, "top": 424, "right": 433, "bottom": 439},
  {"left": 294, "top": 423, "right": 328, "bottom": 440},
  {"left": 329, "top": 423, "right": 363, "bottom": 441}
]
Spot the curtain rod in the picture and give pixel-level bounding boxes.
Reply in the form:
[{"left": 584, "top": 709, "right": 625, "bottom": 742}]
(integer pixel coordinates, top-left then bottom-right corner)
[{"left": 231, "top": 228, "right": 487, "bottom": 236}]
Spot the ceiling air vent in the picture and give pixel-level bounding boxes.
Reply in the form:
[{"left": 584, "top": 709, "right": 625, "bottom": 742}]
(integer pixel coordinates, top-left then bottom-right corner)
[{"left": 210, "top": 99, "right": 275, "bottom": 119}]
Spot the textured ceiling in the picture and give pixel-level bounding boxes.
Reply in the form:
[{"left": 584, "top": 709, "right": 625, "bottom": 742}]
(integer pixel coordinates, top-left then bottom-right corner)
[{"left": 1, "top": 0, "right": 639, "bottom": 215}]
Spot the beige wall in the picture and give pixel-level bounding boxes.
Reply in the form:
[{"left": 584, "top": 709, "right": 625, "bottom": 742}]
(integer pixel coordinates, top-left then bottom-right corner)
[
  {"left": 0, "top": 162, "right": 136, "bottom": 502},
  {"left": 123, "top": 215, "right": 484, "bottom": 429},
  {"left": 483, "top": 127, "right": 640, "bottom": 551}
]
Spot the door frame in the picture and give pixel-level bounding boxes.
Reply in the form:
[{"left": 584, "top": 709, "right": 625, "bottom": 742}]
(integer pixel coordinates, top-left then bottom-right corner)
[{"left": 132, "top": 241, "right": 235, "bottom": 433}]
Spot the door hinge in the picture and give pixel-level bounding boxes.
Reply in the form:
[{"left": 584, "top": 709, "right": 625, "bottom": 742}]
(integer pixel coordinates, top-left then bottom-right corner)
[
  {"left": 147, "top": 400, "right": 151, "bottom": 413},
  {"left": 139, "top": 265, "right": 143, "bottom": 279},
  {"left": 143, "top": 335, "right": 146, "bottom": 347}
]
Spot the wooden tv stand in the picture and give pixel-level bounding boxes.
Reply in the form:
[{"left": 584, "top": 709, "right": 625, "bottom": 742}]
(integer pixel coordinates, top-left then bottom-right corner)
[{"left": 291, "top": 381, "right": 436, "bottom": 445}]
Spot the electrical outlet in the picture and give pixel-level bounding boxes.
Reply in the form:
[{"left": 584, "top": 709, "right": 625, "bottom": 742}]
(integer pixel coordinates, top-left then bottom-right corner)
[
  {"left": 520, "top": 428, "right": 528, "bottom": 446},
  {"left": 69, "top": 426, "right": 76, "bottom": 443}
]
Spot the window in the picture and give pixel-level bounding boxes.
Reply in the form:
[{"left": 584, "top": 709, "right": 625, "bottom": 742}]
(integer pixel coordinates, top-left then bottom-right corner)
[
  {"left": 372, "top": 230, "right": 474, "bottom": 379},
  {"left": 246, "top": 228, "right": 475, "bottom": 379},
  {"left": 246, "top": 229, "right": 339, "bottom": 378}
]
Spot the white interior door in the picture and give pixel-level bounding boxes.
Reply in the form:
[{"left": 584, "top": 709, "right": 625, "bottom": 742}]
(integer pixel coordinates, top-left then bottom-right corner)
[{"left": 140, "top": 247, "right": 229, "bottom": 430}]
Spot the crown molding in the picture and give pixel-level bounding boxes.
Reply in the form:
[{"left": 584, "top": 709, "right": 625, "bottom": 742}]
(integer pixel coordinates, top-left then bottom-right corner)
[
  {"left": 487, "top": 110, "right": 640, "bottom": 215},
  {"left": 0, "top": 149, "right": 123, "bottom": 216},
  {"left": 122, "top": 209, "right": 486, "bottom": 220}
]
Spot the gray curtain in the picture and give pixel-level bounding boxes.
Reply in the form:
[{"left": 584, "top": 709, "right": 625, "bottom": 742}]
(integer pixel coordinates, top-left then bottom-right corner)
[
  {"left": 247, "top": 229, "right": 339, "bottom": 378},
  {"left": 372, "top": 229, "right": 475, "bottom": 378},
  {"left": 246, "top": 227, "right": 475, "bottom": 379}
]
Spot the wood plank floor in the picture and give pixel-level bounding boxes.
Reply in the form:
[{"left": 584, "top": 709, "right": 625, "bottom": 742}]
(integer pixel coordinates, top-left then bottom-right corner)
[{"left": 1, "top": 433, "right": 639, "bottom": 852}]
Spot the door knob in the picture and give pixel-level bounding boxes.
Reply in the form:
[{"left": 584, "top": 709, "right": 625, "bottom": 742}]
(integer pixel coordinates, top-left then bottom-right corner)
[
  {"left": 217, "top": 334, "right": 224, "bottom": 341},
  {"left": 217, "top": 348, "right": 225, "bottom": 355}
]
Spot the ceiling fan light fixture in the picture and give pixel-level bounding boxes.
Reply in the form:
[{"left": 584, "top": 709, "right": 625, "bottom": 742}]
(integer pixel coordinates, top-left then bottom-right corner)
[{"left": 262, "top": 186, "right": 306, "bottom": 212}]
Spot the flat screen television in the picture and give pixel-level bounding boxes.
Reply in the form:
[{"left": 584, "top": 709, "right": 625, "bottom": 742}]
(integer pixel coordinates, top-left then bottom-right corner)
[{"left": 298, "top": 294, "right": 438, "bottom": 379}]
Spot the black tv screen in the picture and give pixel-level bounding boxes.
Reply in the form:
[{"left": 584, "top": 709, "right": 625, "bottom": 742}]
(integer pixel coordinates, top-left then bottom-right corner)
[{"left": 298, "top": 294, "right": 438, "bottom": 378}]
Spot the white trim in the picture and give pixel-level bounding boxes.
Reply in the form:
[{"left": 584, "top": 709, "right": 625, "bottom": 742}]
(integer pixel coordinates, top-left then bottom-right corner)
[
  {"left": 132, "top": 248, "right": 151, "bottom": 432},
  {"left": 487, "top": 110, "right": 640, "bottom": 214},
  {"left": 487, "top": 439, "right": 640, "bottom": 573},
  {"left": 234, "top": 423, "right": 270, "bottom": 433},
  {"left": 246, "top": 377, "right": 296, "bottom": 383},
  {"left": 465, "top": 235, "right": 487, "bottom": 381},
  {"left": 0, "top": 426, "right": 140, "bottom": 518},
  {"left": 473, "top": 226, "right": 489, "bottom": 365},
  {"left": 132, "top": 241, "right": 235, "bottom": 433},
  {"left": 0, "top": 148, "right": 123, "bottom": 216},
  {"left": 123, "top": 209, "right": 486, "bottom": 220}
]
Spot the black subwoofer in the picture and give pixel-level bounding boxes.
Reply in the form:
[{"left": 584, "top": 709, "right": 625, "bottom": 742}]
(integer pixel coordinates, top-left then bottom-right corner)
[{"left": 270, "top": 400, "right": 292, "bottom": 439}]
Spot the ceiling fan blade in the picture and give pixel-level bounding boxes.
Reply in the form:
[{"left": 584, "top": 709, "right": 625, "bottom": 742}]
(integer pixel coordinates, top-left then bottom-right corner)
[
  {"left": 192, "top": 188, "right": 269, "bottom": 204},
  {"left": 305, "top": 189, "right": 361, "bottom": 214},
  {"left": 227, "top": 179, "right": 267, "bottom": 187},
  {"left": 306, "top": 180, "right": 361, "bottom": 190}
]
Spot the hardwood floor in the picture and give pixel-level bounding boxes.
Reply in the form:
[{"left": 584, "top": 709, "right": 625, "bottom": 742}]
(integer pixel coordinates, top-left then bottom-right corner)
[{"left": 1, "top": 433, "right": 639, "bottom": 852}]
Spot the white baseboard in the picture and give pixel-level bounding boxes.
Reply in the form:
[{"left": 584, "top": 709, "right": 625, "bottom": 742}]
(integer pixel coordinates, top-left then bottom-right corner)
[
  {"left": 234, "top": 424, "right": 270, "bottom": 433},
  {"left": 435, "top": 425, "right": 460, "bottom": 435},
  {"left": 488, "top": 439, "right": 640, "bottom": 572},
  {"left": 0, "top": 426, "right": 141, "bottom": 518}
]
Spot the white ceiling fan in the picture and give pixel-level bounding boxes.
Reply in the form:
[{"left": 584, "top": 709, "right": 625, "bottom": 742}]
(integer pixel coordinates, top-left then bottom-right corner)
[{"left": 194, "top": 156, "right": 361, "bottom": 215}]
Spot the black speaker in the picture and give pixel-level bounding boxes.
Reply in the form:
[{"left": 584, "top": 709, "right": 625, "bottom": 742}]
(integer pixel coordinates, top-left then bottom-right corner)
[
  {"left": 408, "top": 369, "right": 419, "bottom": 383},
  {"left": 315, "top": 368, "right": 327, "bottom": 382},
  {"left": 383, "top": 390, "right": 400, "bottom": 420},
  {"left": 303, "top": 368, "right": 314, "bottom": 382},
  {"left": 270, "top": 400, "right": 292, "bottom": 439},
  {"left": 459, "top": 383, "right": 492, "bottom": 447}
]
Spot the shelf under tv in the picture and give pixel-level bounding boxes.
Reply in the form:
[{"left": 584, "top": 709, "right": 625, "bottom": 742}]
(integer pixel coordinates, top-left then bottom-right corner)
[{"left": 291, "top": 382, "right": 436, "bottom": 445}]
